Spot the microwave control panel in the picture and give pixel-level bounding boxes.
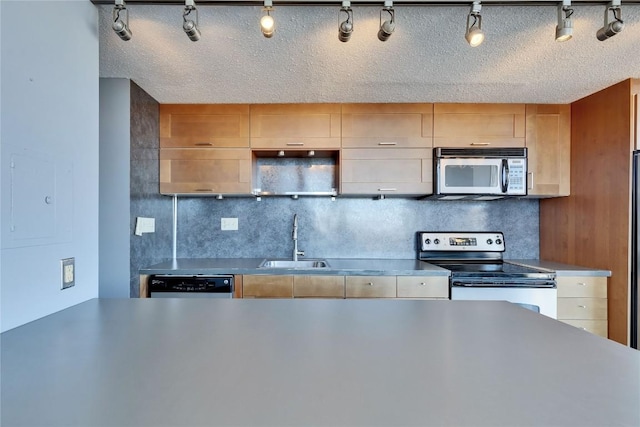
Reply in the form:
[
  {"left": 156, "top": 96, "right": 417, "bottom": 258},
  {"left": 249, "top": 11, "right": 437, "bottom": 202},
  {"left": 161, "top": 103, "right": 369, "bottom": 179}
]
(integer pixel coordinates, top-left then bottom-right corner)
[{"left": 507, "top": 159, "right": 526, "bottom": 193}]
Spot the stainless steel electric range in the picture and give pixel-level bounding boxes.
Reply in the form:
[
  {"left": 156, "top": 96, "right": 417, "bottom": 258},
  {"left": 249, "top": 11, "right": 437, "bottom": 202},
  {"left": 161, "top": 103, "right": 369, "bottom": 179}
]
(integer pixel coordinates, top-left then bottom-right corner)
[{"left": 418, "top": 231, "right": 557, "bottom": 318}]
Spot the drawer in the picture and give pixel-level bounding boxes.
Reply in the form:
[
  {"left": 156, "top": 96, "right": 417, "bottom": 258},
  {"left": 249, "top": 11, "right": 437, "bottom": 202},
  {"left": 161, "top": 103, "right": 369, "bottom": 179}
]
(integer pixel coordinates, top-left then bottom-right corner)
[
  {"left": 346, "top": 276, "right": 396, "bottom": 298},
  {"left": 243, "top": 275, "right": 293, "bottom": 298},
  {"left": 293, "top": 275, "right": 345, "bottom": 298},
  {"left": 557, "top": 298, "right": 607, "bottom": 320},
  {"left": 396, "top": 276, "right": 449, "bottom": 298},
  {"left": 556, "top": 276, "right": 607, "bottom": 298},
  {"left": 560, "top": 319, "right": 608, "bottom": 338}
]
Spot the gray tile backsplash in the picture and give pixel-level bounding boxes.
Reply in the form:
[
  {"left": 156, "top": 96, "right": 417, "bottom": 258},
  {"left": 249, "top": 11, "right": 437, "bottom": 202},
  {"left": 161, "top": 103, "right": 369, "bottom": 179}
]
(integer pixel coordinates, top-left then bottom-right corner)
[{"left": 175, "top": 197, "right": 539, "bottom": 260}]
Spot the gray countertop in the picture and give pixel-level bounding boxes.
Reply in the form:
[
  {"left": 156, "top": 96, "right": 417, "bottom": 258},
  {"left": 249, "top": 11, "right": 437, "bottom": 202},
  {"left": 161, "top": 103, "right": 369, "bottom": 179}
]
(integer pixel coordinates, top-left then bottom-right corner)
[
  {"left": 139, "top": 257, "right": 451, "bottom": 276},
  {"left": 1, "top": 298, "right": 638, "bottom": 427},
  {"left": 139, "top": 258, "right": 610, "bottom": 277}
]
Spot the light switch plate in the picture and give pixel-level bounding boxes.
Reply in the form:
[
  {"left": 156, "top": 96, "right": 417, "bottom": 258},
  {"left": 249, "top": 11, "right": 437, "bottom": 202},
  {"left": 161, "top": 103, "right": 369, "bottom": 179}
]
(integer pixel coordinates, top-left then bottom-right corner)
[
  {"left": 221, "top": 217, "right": 238, "bottom": 231},
  {"left": 61, "top": 257, "right": 75, "bottom": 290}
]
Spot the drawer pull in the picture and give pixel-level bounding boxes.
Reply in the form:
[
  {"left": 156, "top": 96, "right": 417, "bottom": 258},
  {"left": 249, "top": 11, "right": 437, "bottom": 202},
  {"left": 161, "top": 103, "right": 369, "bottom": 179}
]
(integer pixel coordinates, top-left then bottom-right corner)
[
  {"left": 286, "top": 142, "right": 304, "bottom": 146},
  {"left": 195, "top": 188, "right": 214, "bottom": 192},
  {"left": 368, "top": 282, "right": 374, "bottom": 286},
  {"left": 580, "top": 327, "right": 587, "bottom": 330},
  {"left": 577, "top": 282, "right": 586, "bottom": 286},
  {"left": 378, "top": 188, "right": 397, "bottom": 192},
  {"left": 578, "top": 305, "right": 587, "bottom": 308},
  {"left": 378, "top": 142, "right": 397, "bottom": 146},
  {"left": 470, "top": 142, "right": 490, "bottom": 146},
  {"left": 195, "top": 142, "right": 213, "bottom": 146},
  {"left": 419, "top": 282, "right": 426, "bottom": 286}
]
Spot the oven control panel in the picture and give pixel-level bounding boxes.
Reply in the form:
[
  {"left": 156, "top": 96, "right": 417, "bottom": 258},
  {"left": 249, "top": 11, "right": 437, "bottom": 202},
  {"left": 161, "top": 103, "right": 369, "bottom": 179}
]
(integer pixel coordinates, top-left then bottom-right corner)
[{"left": 418, "top": 232, "right": 505, "bottom": 252}]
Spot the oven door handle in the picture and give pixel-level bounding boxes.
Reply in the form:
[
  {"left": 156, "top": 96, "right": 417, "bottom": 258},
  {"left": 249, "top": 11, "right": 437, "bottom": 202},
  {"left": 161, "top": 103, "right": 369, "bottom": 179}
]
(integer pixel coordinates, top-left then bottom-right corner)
[
  {"left": 500, "top": 159, "right": 509, "bottom": 193},
  {"left": 451, "top": 279, "right": 556, "bottom": 288}
]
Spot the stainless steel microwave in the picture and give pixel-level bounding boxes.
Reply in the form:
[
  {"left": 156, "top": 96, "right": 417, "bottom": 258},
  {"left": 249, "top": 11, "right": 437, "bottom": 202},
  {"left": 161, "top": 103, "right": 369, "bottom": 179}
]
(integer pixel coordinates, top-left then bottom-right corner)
[{"left": 434, "top": 147, "right": 527, "bottom": 198}]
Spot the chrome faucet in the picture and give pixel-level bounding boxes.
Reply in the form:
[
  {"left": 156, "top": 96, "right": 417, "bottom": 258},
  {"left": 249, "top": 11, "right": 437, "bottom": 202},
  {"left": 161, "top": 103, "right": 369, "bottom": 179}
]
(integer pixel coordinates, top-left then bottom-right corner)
[{"left": 292, "top": 214, "right": 305, "bottom": 261}]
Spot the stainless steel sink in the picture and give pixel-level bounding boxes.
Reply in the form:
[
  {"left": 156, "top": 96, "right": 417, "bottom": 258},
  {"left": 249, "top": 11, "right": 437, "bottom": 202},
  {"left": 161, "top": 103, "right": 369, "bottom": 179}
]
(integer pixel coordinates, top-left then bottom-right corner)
[{"left": 259, "top": 259, "right": 330, "bottom": 269}]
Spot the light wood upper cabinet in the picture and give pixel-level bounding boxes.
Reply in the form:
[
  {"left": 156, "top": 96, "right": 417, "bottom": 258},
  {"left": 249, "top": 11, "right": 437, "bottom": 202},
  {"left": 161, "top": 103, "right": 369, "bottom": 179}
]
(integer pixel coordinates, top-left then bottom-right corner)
[
  {"left": 160, "top": 104, "right": 250, "bottom": 148},
  {"left": 341, "top": 148, "right": 432, "bottom": 195},
  {"left": 250, "top": 104, "right": 341, "bottom": 149},
  {"left": 433, "top": 103, "right": 526, "bottom": 147},
  {"left": 525, "top": 104, "right": 571, "bottom": 197},
  {"left": 341, "top": 103, "right": 433, "bottom": 148},
  {"left": 159, "top": 148, "right": 252, "bottom": 195}
]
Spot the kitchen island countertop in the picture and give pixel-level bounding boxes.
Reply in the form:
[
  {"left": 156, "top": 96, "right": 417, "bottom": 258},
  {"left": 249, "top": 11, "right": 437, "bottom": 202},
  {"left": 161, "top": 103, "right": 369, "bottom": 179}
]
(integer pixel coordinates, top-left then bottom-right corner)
[{"left": 1, "top": 298, "right": 638, "bottom": 426}]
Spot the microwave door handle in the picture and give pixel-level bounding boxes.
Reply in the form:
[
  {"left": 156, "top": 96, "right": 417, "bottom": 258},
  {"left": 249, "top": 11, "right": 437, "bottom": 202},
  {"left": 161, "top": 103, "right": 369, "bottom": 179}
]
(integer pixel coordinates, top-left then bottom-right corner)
[{"left": 501, "top": 159, "right": 509, "bottom": 193}]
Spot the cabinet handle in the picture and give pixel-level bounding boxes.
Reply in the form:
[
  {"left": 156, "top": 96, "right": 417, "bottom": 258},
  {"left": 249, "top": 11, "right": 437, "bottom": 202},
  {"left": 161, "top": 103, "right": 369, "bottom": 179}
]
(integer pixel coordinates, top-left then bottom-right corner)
[
  {"left": 378, "top": 142, "right": 397, "bottom": 146},
  {"left": 470, "top": 142, "right": 490, "bottom": 146},
  {"left": 378, "top": 188, "right": 397, "bottom": 192},
  {"left": 286, "top": 142, "right": 304, "bottom": 146},
  {"left": 195, "top": 143, "right": 213, "bottom": 146},
  {"left": 367, "top": 282, "right": 374, "bottom": 286},
  {"left": 195, "top": 188, "right": 214, "bottom": 192},
  {"left": 419, "top": 282, "right": 426, "bottom": 286},
  {"left": 578, "top": 305, "right": 587, "bottom": 308},
  {"left": 577, "top": 282, "right": 586, "bottom": 286},
  {"left": 527, "top": 172, "right": 534, "bottom": 190}
]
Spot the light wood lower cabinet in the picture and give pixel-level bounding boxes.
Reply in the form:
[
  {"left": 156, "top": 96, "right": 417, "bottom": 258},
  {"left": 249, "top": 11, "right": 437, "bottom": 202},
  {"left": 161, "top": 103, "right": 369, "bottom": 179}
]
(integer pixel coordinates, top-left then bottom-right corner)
[
  {"left": 240, "top": 274, "right": 450, "bottom": 299},
  {"left": 396, "top": 276, "right": 449, "bottom": 299},
  {"left": 556, "top": 276, "right": 608, "bottom": 338},
  {"left": 345, "top": 276, "right": 397, "bottom": 298},
  {"left": 242, "top": 275, "right": 293, "bottom": 298},
  {"left": 293, "top": 275, "right": 345, "bottom": 298}
]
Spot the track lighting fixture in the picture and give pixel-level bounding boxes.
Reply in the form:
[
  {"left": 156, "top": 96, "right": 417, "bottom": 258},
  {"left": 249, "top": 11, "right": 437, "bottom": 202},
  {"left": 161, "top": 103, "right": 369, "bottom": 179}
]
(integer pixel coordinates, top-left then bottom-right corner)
[
  {"left": 338, "top": 1, "right": 354, "bottom": 43},
  {"left": 555, "top": 0, "right": 573, "bottom": 42},
  {"left": 465, "top": 1, "right": 484, "bottom": 47},
  {"left": 596, "top": 0, "right": 624, "bottom": 41},
  {"left": 260, "top": 0, "right": 275, "bottom": 38},
  {"left": 183, "top": 0, "right": 201, "bottom": 42},
  {"left": 378, "top": 1, "right": 395, "bottom": 42},
  {"left": 112, "top": 0, "right": 132, "bottom": 41}
]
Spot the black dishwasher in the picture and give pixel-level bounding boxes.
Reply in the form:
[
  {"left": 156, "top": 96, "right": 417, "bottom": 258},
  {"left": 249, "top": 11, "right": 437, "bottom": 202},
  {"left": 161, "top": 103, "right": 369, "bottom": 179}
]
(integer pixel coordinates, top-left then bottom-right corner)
[{"left": 149, "top": 275, "right": 234, "bottom": 298}]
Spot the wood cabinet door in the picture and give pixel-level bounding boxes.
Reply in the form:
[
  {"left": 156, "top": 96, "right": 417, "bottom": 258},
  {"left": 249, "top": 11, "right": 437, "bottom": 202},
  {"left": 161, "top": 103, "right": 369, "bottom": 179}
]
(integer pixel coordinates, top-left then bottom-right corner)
[
  {"left": 340, "top": 148, "right": 433, "bottom": 196},
  {"left": 345, "top": 276, "right": 396, "bottom": 298},
  {"left": 250, "top": 104, "right": 341, "bottom": 149},
  {"left": 433, "top": 103, "right": 526, "bottom": 147},
  {"left": 396, "top": 276, "right": 449, "bottom": 298},
  {"left": 341, "top": 103, "right": 433, "bottom": 148},
  {"left": 159, "top": 148, "right": 252, "bottom": 195},
  {"left": 525, "top": 104, "right": 571, "bottom": 197},
  {"left": 293, "top": 276, "right": 345, "bottom": 298},
  {"left": 243, "top": 275, "right": 294, "bottom": 298},
  {"left": 160, "top": 104, "right": 250, "bottom": 148}
]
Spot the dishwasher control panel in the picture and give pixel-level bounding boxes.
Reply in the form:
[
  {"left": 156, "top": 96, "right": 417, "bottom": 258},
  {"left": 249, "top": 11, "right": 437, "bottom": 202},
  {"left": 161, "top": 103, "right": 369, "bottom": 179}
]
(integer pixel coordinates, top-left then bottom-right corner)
[{"left": 149, "top": 275, "right": 233, "bottom": 294}]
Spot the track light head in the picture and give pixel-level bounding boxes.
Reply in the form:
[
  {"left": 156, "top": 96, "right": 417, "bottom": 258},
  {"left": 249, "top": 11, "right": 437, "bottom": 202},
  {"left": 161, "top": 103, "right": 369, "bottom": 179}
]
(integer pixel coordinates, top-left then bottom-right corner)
[
  {"left": 338, "top": 2, "right": 354, "bottom": 43},
  {"left": 112, "top": 0, "right": 132, "bottom": 41},
  {"left": 261, "top": 1, "right": 275, "bottom": 38},
  {"left": 378, "top": 2, "right": 395, "bottom": 42},
  {"left": 183, "top": 0, "right": 201, "bottom": 42},
  {"left": 465, "top": 1, "right": 484, "bottom": 47},
  {"left": 596, "top": 1, "right": 624, "bottom": 41},
  {"left": 555, "top": 2, "right": 573, "bottom": 42}
]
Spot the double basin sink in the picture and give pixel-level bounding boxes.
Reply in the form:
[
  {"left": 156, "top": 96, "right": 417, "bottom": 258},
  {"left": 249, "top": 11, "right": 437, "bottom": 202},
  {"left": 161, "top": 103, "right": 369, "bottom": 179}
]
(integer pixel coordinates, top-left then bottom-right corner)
[{"left": 259, "top": 259, "right": 330, "bottom": 269}]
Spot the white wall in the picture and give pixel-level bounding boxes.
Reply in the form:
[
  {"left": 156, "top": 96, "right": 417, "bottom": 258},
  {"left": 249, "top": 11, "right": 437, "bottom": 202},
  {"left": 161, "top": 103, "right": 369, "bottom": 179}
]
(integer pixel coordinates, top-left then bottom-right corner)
[
  {"left": 99, "top": 78, "right": 130, "bottom": 298},
  {"left": 1, "top": 1, "right": 99, "bottom": 332}
]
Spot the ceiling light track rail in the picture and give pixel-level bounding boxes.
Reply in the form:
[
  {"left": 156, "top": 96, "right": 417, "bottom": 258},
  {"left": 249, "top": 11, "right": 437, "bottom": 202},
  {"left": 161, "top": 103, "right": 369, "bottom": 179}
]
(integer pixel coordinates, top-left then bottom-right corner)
[{"left": 93, "top": 0, "right": 640, "bottom": 5}]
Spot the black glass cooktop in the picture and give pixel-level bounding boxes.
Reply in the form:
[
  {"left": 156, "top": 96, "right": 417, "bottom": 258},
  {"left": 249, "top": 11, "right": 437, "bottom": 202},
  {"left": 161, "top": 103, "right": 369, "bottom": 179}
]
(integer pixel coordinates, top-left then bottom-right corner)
[{"left": 430, "top": 261, "right": 554, "bottom": 279}]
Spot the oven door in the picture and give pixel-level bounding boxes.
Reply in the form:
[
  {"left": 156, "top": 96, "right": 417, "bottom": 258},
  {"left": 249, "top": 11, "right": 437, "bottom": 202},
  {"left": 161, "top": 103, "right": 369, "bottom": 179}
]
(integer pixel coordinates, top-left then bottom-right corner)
[
  {"left": 451, "top": 285, "right": 557, "bottom": 319},
  {"left": 436, "top": 157, "right": 526, "bottom": 195}
]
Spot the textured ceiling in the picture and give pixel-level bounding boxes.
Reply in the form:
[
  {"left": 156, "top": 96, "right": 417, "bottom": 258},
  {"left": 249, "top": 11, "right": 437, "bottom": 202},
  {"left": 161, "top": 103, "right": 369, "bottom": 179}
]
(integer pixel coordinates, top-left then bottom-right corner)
[{"left": 97, "top": 3, "right": 640, "bottom": 104}]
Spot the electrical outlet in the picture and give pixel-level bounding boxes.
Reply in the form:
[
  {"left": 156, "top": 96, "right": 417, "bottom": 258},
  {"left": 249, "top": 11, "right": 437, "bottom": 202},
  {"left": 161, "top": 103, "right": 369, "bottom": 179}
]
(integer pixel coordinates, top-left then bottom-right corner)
[
  {"left": 61, "top": 258, "right": 75, "bottom": 290},
  {"left": 221, "top": 217, "right": 238, "bottom": 231}
]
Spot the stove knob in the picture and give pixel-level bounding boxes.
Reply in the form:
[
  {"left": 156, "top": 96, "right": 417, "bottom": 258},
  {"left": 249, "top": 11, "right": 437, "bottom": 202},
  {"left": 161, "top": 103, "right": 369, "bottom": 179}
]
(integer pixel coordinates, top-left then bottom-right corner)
[
  {"left": 486, "top": 239, "right": 493, "bottom": 245},
  {"left": 434, "top": 239, "right": 440, "bottom": 245},
  {"left": 495, "top": 238, "right": 502, "bottom": 245},
  {"left": 424, "top": 238, "right": 431, "bottom": 245}
]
